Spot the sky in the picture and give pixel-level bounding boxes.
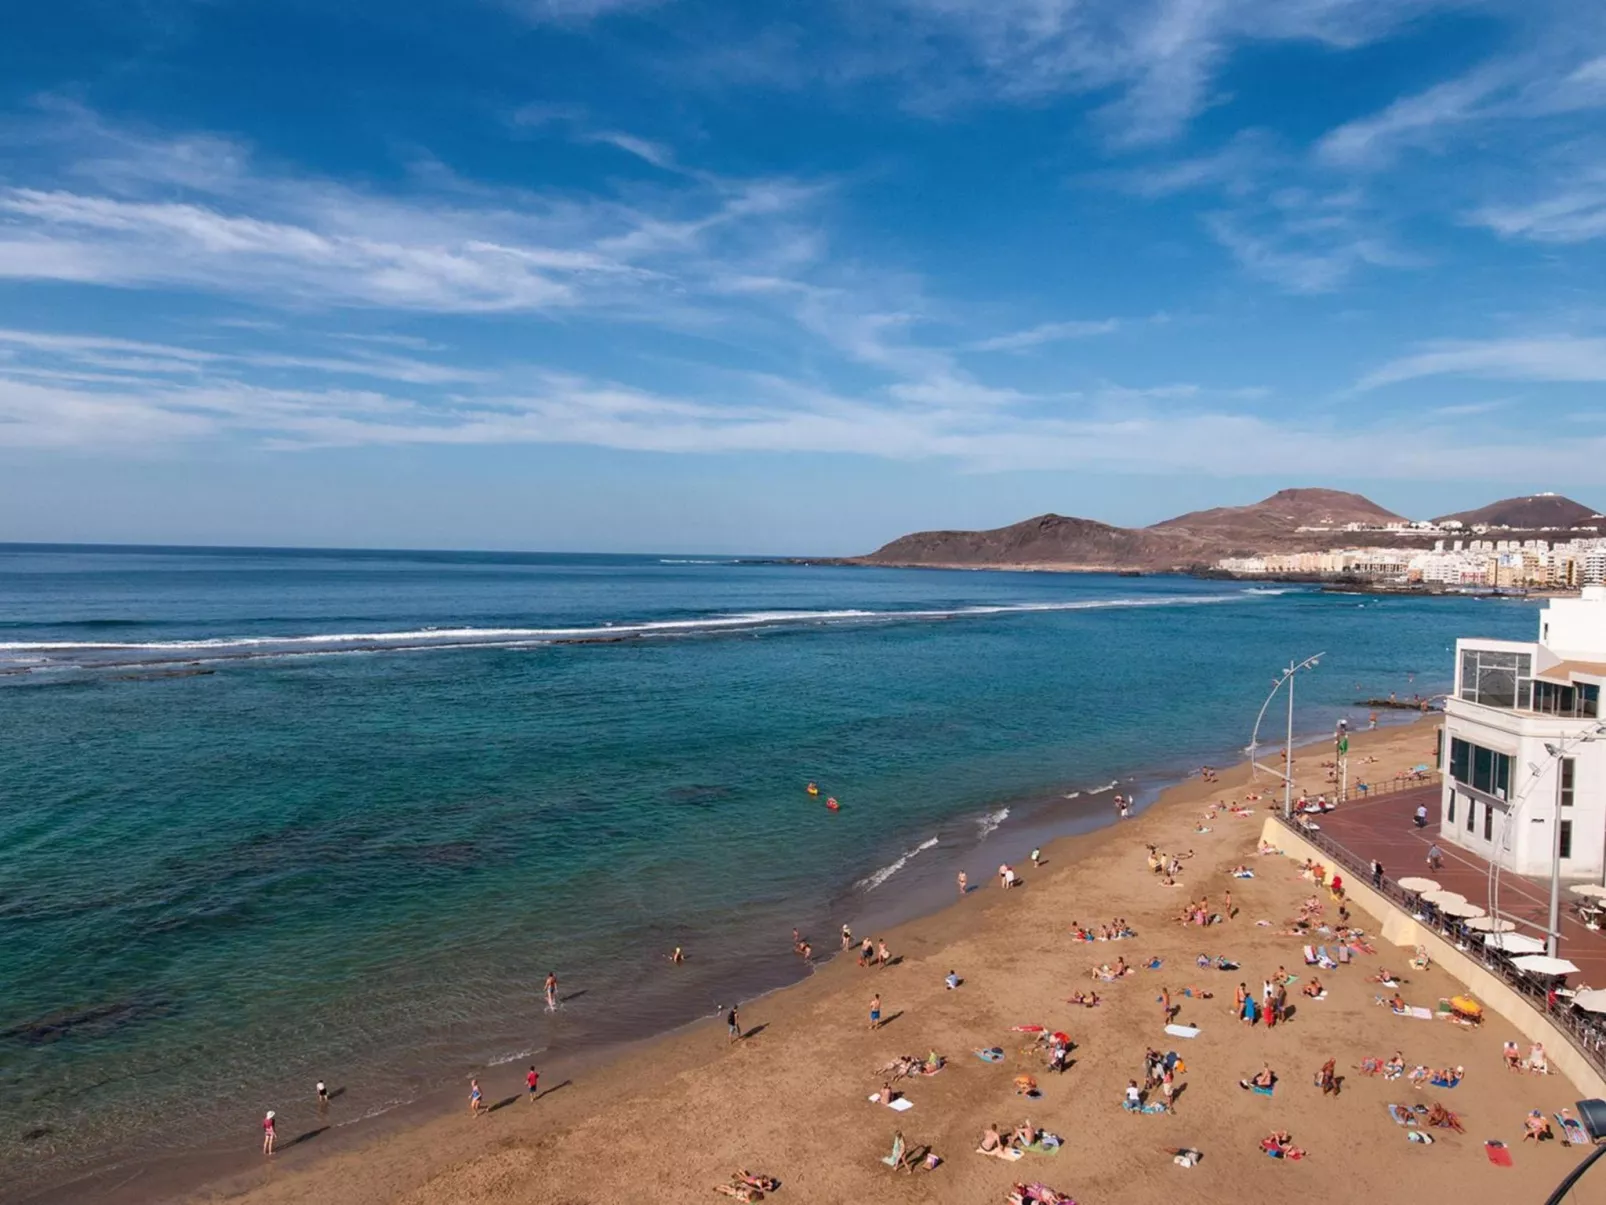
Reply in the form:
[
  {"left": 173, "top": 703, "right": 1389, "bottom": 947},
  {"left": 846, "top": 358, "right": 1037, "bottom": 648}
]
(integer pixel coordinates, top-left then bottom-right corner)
[{"left": 2, "top": 0, "right": 1605, "bottom": 553}]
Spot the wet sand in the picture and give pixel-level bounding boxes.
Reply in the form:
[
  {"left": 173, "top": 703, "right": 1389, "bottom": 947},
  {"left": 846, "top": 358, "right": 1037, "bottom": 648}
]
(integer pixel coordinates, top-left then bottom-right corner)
[{"left": 75, "top": 722, "right": 1595, "bottom": 1204}]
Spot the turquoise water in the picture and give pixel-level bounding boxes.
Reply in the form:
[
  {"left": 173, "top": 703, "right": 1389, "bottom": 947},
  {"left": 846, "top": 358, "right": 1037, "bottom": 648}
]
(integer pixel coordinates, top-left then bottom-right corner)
[{"left": 0, "top": 546, "right": 1535, "bottom": 1193}]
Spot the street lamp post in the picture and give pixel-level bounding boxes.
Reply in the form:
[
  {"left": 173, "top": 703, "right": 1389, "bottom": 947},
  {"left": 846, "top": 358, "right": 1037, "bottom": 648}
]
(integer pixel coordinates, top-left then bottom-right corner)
[
  {"left": 1543, "top": 725, "right": 1606, "bottom": 958},
  {"left": 1249, "top": 653, "right": 1325, "bottom": 820}
]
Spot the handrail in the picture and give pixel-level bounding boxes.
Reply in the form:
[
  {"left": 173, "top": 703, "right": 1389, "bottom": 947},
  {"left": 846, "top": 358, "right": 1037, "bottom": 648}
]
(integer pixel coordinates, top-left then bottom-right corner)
[
  {"left": 1270, "top": 811, "right": 1606, "bottom": 1080},
  {"left": 1337, "top": 772, "right": 1440, "bottom": 803}
]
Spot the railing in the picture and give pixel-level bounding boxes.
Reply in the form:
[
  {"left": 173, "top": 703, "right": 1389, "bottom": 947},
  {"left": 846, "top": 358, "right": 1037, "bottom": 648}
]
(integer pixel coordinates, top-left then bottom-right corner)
[
  {"left": 1271, "top": 811, "right": 1606, "bottom": 1081},
  {"left": 1338, "top": 772, "right": 1440, "bottom": 802}
]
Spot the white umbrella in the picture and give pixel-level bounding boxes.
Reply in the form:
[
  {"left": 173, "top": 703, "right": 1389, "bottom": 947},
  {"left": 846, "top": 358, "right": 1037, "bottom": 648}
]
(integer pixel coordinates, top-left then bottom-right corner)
[
  {"left": 1422, "top": 890, "right": 1468, "bottom": 907},
  {"left": 1397, "top": 877, "right": 1440, "bottom": 892},
  {"left": 1463, "top": 916, "right": 1515, "bottom": 933},
  {"left": 1484, "top": 932, "right": 1546, "bottom": 954},
  {"left": 1439, "top": 899, "right": 1487, "bottom": 918},
  {"left": 1570, "top": 884, "right": 1606, "bottom": 899},
  {"left": 1511, "top": 954, "right": 1581, "bottom": 976},
  {"left": 1572, "top": 989, "right": 1606, "bottom": 1014}
]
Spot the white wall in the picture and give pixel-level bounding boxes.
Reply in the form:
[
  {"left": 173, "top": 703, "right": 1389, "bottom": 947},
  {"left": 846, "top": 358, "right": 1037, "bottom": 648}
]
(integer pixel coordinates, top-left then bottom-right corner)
[{"left": 1539, "top": 586, "right": 1606, "bottom": 658}]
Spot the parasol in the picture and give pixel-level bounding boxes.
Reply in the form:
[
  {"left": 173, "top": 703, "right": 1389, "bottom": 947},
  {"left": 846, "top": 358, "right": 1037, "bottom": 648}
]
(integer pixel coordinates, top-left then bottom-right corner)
[
  {"left": 1397, "top": 877, "right": 1440, "bottom": 892},
  {"left": 1421, "top": 890, "right": 1467, "bottom": 907},
  {"left": 1439, "top": 899, "right": 1487, "bottom": 918},
  {"left": 1484, "top": 932, "right": 1545, "bottom": 954},
  {"left": 1463, "top": 916, "right": 1515, "bottom": 933},
  {"left": 1571, "top": 989, "right": 1606, "bottom": 1014},
  {"left": 1511, "top": 954, "right": 1580, "bottom": 976},
  {"left": 1570, "top": 884, "right": 1606, "bottom": 900}
]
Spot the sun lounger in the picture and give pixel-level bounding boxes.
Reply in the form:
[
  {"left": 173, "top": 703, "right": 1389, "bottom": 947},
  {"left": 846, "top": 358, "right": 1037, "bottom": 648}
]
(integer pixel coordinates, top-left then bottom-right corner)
[
  {"left": 881, "top": 1135, "right": 906, "bottom": 1169},
  {"left": 1302, "top": 945, "right": 1318, "bottom": 965},
  {"left": 1164, "top": 1024, "right": 1200, "bottom": 1038}
]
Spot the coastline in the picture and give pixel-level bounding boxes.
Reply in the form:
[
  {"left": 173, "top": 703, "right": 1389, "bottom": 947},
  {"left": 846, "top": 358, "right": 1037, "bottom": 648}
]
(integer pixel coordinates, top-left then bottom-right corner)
[{"left": 19, "top": 713, "right": 1466, "bottom": 1205}]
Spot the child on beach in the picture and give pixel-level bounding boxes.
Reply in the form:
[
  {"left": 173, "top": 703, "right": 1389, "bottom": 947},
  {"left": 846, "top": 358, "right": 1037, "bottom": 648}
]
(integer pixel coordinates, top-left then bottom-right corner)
[
  {"left": 527, "top": 1065, "right": 540, "bottom": 1102},
  {"left": 469, "top": 1079, "right": 484, "bottom": 1116},
  {"left": 262, "top": 1110, "right": 276, "bottom": 1155}
]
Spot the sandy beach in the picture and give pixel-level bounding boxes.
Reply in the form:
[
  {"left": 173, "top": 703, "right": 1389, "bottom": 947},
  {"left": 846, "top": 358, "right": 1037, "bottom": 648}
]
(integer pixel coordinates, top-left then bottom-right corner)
[{"left": 103, "top": 721, "right": 1591, "bottom": 1205}]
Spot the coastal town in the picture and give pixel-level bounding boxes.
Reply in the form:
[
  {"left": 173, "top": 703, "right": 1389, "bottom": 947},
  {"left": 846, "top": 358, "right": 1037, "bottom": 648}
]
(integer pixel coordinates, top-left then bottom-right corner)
[{"left": 1216, "top": 534, "right": 1606, "bottom": 589}]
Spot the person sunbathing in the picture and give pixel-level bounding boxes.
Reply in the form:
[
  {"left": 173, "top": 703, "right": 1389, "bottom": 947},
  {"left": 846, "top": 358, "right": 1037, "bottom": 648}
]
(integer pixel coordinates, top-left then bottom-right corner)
[
  {"left": 1113, "top": 956, "right": 1129, "bottom": 976},
  {"left": 1013, "top": 1121, "right": 1039, "bottom": 1148},
  {"left": 1302, "top": 978, "right": 1324, "bottom": 998},
  {"left": 732, "top": 1171, "right": 779, "bottom": 1192},
  {"left": 978, "top": 1124, "right": 1008, "bottom": 1156},
  {"left": 1383, "top": 1052, "right": 1405, "bottom": 1079},
  {"left": 1503, "top": 1041, "right": 1521, "bottom": 1072},
  {"left": 1240, "top": 1064, "right": 1276, "bottom": 1091},
  {"left": 1389, "top": 992, "right": 1406, "bottom": 1014},
  {"left": 1367, "top": 968, "right": 1399, "bottom": 985},
  {"left": 1529, "top": 1043, "right": 1549, "bottom": 1075},
  {"left": 1427, "top": 1104, "right": 1464, "bottom": 1133},
  {"left": 1261, "top": 1130, "right": 1306, "bottom": 1160},
  {"left": 1524, "top": 1110, "right": 1553, "bottom": 1142},
  {"left": 1066, "top": 991, "right": 1100, "bottom": 1007},
  {"left": 714, "top": 1184, "right": 762, "bottom": 1202}
]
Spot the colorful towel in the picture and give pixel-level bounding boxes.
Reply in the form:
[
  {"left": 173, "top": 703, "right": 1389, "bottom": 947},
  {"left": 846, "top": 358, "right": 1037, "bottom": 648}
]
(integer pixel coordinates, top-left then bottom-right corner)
[
  {"left": 1388, "top": 1105, "right": 1415, "bottom": 1127},
  {"left": 1559, "top": 1114, "right": 1589, "bottom": 1146},
  {"left": 1407, "top": 1131, "right": 1434, "bottom": 1144},
  {"left": 1485, "top": 1140, "right": 1513, "bottom": 1167},
  {"left": 976, "top": 1048, "right": 1005, "bottom": 1063}
]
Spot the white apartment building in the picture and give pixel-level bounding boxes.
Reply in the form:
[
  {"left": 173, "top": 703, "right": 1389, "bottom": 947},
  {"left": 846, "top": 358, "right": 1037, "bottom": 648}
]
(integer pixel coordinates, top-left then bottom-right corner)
[{"left": 1441, "top": 587, "right": 1606, "bottom": 878}]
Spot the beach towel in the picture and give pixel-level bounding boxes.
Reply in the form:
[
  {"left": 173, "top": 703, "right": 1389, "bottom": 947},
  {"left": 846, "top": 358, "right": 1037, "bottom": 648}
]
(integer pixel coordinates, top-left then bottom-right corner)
[
  {"left": 1407, "top": 1132, "right": 1434, "bottom": 1144},
  {"left": 980, "top": 1146, "right": 1024, "bottom": 1161},
  {"left": 1251, "top": 1084, "right": 1274, "bottom": 1097},
  {"left": 976, "top": 1048, "right": 1005, "bottom": 1063},
  {"left": 1164, "top": 1024, "right": 1200, "bottom": 1038},
  {"left": 1232, "top": 870, "right": 1255, "bottom": 878},
  {"left": 1388, "top": 1105, "right": 1415, "bottom": 1126},
  {"left": 1025, "top": 1140, "right": 1062, "bottom": 1155},
  {"left": 1430, "top": 1075, "right": 1461, "bottom": 1089},
  {"left": 1559, "top": 1114, "right": 1589, "bottom": 1145},
  {"left": 1302, "top": 945, "right": 1317, "bottom": 965},
  {"left": 1485, "top": 1140, "right": 1513, "bottom": 1167},
  {"left": 1407, "top": 1006, "right": 1434, "bottom": 1021},
  {"left": 888, "top": 1097, "right": 913, "bottom": 1112},
  {"left": 881, "top": 1136, "right": 905, "bottom": 1168},
  {"left": 1012, "top": 1025, "right": 1046, "bottom": 1033},
  {"left": 1146, "top": 958, "right": 1163, "bottom": 970}
]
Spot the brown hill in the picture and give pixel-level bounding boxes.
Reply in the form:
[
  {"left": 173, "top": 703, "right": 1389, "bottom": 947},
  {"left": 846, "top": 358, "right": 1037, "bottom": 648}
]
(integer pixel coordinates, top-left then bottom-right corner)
[
  {"left": 856, "top": 488, "right": 1405, "bottom": 571},
  {"left": 859, "top": 513, "right": 1201, "bottom": 570},
  {"left": 1149, "top": 488, "right": 1403, "bottom": 545},
  {"left": 1434, "top": 494, "right": 1603, "bottom": 530}
]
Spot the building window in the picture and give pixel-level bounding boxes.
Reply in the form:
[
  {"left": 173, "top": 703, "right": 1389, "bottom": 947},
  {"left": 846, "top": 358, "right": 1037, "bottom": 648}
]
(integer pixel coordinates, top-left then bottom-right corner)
[
  {"left": 1449, "top": 737, "right": 1512, "bottom": 799},
  {"left": 1483, "top": 804, "right": 1493, "bottom": 841},
  {"left": 1533, "top": 681, "right": 1601, "bottom": 718},
  {"left": 1458, "top": 648, "right": 1533, "bottom": 709},
  {"left": 1466, "top": 797, "right": 1475, "bottom": 832},
  {"left": 1561, "top": 758, "right": 1575, "bottom": 808},
  {"left": 1561, "top": 819, "right": 1573, "bottom": 860},
  {"left": 1447, "top": 794, "right": 1456, "bottom": 824}
]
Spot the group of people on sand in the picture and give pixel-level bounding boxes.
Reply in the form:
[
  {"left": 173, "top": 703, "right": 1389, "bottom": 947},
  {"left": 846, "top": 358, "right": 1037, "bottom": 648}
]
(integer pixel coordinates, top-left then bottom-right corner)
[
  {"left": 854, "top": 935, "right": 892, "bottom": 969},
  {"left": 1069, "top": 919, "right": 1134, "bottom": 942},
  {"left": 1232, "top": 973, "right": 1294, "bottom": 1028}
]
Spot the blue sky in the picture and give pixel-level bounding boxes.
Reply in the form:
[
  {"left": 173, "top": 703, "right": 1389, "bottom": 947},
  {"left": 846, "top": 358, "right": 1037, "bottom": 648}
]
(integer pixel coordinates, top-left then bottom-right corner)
[{"left": 2, "top": 0, "right": 1604, "bottom": 552}]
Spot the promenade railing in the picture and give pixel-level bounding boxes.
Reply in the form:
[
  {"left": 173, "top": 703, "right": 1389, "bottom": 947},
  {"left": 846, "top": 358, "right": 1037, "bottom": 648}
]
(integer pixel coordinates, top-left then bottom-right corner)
[
  {"left": 1270, "top": 810, "right": 1606, "bottom": 1082},
  {"left": 1337, "top": 772, "right": 1439, "bottom": 803}
]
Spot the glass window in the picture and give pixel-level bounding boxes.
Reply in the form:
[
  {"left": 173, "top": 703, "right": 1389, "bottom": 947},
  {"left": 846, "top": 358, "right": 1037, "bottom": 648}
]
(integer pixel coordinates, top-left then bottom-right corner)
[
  {"left": 1562, "top": 759, "right": 1575, "bottom": 808},
  {"left": 1458, "top": 648, "right": 1533, "bottom": 709},
  {"left": 1447, "top": 794, "right": 1456, "bottom": 824},
  {"left": 1466, "top": 796, "right": 1475, "bottom": 832},
  {"left": 1561, "top": 819, "right": 1573, "bottom": 860},
  {"left": 1585, "top": 684, "right": 1601, "bottom": 718},
  {"left": 1450, "top": 738, "right": 1470, "bottom": 783},
  {"left": 1483, "top": 804, "right": 1493, "bottom": 841},
  {"left": 1473, "top": 745, "right": 1494, "bottom": 793}
]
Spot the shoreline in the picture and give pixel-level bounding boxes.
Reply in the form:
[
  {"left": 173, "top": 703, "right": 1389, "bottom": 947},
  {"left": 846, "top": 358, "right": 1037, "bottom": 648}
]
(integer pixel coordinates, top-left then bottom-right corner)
[{"left": 19, "top": 712, "right": 1444, "bottom": 1205}]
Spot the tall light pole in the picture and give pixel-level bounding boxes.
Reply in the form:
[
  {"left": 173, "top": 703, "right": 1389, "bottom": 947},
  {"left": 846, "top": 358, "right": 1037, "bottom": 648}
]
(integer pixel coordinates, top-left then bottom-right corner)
[
  {"left": 1249, "top": 653, "right": 1325, "bottom": 820},
  {"left": 1543, "top": 725, "right": 1606, "bottom": 958}
]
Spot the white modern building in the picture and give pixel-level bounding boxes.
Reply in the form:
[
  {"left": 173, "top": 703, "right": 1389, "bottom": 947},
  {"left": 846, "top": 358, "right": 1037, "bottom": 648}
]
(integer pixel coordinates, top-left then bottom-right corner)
[{"left": 1441, "top": 586, "right": 1606, "bottom": 878}]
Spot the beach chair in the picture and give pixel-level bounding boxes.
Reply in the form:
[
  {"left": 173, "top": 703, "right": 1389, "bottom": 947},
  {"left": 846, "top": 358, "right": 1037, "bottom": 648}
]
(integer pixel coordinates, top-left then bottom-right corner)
[
  {"left": 1558, "top": 1112, "right": 1589, "bottom": 1145},
  {"left": 881, "top": 1132, "right": 914, "bottom": 1173},
  {"left": 1302, "top": 945, "right": 1318, "bottom": 965}
]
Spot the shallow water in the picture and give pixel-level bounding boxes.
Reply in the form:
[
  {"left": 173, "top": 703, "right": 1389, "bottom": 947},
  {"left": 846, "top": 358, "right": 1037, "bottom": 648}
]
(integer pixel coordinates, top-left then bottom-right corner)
[{"left": 0, "top": 546, "right": 1533, "bottom": 1193}]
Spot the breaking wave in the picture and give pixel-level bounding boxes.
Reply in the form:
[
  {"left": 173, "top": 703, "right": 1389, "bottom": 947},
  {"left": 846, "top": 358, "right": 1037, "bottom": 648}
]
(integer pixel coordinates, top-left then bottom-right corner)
[{"left": 856, "top": 837, "right": 940, "bottom": 891}]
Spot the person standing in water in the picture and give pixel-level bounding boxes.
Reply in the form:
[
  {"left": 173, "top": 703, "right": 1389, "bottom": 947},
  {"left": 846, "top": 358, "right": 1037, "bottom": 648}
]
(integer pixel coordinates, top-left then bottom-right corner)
[
  {"left": 544, "top": 971, "right": 558, "bottom": 1011},
  {"left": 262, "top": 1110, "right": 277, "bottom": 1155},
  {"left": 1031, "top": 848, "right": 1042, "bottom": 868},
  {"left": 316, "top": 1080, "right": 329, "bottom": 1110},
  {"left": 670, "top": 946, "right": 684, "bottom": 965},
  {"left": 840, "top": 924, "right": 853, "bottom": 951},
  {"left": 957, "top": 871, "right": 968, "bottom": 898}
]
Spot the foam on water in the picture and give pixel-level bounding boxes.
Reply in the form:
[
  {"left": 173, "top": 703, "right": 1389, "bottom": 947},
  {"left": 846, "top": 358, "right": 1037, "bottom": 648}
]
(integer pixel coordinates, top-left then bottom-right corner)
[
  {"left": 855, "top": 836, "right": 940, "bottom": 891},
  {"left": 975, "top": 807, "right": 1010, "bottom": 839}
]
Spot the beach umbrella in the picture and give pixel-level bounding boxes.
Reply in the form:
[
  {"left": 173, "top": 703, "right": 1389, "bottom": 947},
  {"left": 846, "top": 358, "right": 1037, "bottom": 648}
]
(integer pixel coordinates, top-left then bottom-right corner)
[
  {"left": 1463, "top": 916, "right": 1515, "bottom": 933},
  {"left": 1422, "top": 890, "right": 1467, "bottom": 907},
  {"left": 1397, "top": 876, "right": 1440, "bottom": 892},
  {"left": 1511, "top": 954, "right": 1580, "bottom": 976},
  {"left": 1570, "top": 884, "right": 1606, "bottom": 899},
  {"left": 1439, "top": 899, "right": 1487, "bottom": 918},
  {"left": 1572, "top": 989, "right": 1606, "bottom": 1014},
  {"left": 1484, "top": 932, "right": 1545, "bottom": 954}
]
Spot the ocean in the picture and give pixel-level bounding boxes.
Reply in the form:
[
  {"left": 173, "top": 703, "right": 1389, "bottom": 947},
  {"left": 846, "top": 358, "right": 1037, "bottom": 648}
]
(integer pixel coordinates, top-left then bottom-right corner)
[{"left": 0, "top": 545, "right": 1536, "bottom": 1196}]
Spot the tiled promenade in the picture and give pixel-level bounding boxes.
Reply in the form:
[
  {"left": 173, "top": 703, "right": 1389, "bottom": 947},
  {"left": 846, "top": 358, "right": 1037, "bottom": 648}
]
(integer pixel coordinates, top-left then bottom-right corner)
[{"left": 1307, "top": 781, "right": 1606, "bottom": 988}]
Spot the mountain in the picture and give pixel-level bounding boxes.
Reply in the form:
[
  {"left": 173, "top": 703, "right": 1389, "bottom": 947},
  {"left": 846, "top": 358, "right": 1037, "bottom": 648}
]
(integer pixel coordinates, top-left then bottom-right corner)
[
  {"left": 1434, "top": 494, "right": 1603, "bottom": 530},
  {"left": 858, "top": 513, "right": 1201, "bottom": 570},
  {"left": 1149, "top": 488, "right": 1404, "bottom": 545},
  {"left": 856, "top": 487, "right": 1405, "bottom": 571}
]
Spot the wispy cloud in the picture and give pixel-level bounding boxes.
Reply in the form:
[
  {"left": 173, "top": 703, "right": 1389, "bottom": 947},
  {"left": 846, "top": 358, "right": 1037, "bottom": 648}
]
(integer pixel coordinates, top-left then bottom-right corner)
[
  {"left": 1317, "top": 65, "right": 1512, "bottom": 167},
  {"left": 967, "top": 318, "right": 1122, "bottom": 352},
  {"left": 1469, "top": 171, "right": 1606, "bottom": 244},
  {"left": 1360, "top": 336, "right": 1606, "bottom": 388}
]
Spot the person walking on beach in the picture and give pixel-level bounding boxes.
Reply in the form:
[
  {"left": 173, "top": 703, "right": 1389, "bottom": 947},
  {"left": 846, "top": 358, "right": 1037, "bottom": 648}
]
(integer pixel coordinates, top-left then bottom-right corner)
[
  {"left": 1223, "top": 888, "right": 1232, "bottom": 919},
  {"left": 1031, "top": 848, "right": 1042, "bottom": 869},
  {"left": 527, "top": 1065, "right": 540, "bottom": 1102},
  {"left": 1160, "top": 986, "right": 1172, "bottom": 1023},
  {"left": 727, "top": 1004, "right": 741, "bottom": 1043},
  {"left": 544, "top": 971, "right": 558, "bottom": 1012},
  {"left": 469, "top": 1079, "right": 484, "bottom": 1117},
  {"left": 859, "top": 936, "right": 875, "bottom": 966},
  {"left": 869, "top": 993, "right": 882, "bottom": 1030},
  {"left": 262, "top": 1110, "right": 276, "bottom": 1156},
  {"left": 1161, "top": 1067, "right": 1176, "bottom": 1114},
  {"left": 957, "top": 871, "right": 968, "bottom": 898},
  {"left": 841, "top": 924, "right": 853, "bottom": 951},
  {"left": 316, "top": 1080, "right": 329, "bottom": 1110},
  {"left": 878, "top": 939, "right": 891, "bottom": 969}
]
